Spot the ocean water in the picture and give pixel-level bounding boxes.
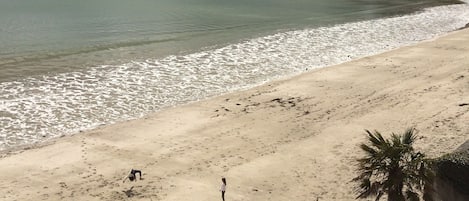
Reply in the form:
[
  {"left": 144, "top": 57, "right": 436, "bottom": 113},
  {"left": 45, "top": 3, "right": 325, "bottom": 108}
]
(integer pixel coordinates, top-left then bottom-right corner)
[{"left": 0, "top": 0, "right": 468, "bottom": 151}]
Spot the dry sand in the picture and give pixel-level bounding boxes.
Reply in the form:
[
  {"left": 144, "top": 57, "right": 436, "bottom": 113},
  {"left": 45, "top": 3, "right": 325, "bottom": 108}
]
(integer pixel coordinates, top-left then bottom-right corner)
[{"left": 0, "top": 28, "right": 468, "bottom": 201}]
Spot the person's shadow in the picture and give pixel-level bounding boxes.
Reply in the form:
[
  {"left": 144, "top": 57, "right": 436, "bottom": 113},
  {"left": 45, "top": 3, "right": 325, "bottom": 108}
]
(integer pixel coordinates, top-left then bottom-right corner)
[
  {"left": 122, "top": 174, "right": 144, "bottom": 197},
  {"left": 123, "top": 186, "right": 135, "bottom": 198}
]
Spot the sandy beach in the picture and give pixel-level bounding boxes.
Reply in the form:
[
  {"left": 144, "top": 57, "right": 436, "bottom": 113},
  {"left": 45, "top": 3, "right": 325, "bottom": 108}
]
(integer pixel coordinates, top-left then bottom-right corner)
[{"left": 0, "top": 28, "right": 468, "bottom": 201}]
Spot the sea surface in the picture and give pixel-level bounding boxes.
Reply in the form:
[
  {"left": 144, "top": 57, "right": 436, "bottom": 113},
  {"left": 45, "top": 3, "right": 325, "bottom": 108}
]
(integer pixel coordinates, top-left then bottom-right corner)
[{"left": 0, "top": 0, "right": 468, "bottom": 151}]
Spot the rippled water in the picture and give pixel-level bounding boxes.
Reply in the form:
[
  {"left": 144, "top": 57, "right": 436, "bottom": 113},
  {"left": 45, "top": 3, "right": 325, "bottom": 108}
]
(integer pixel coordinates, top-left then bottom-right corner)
[
  {"left": 0, "top": 0, "right": 459, "bottom": 81},
  {"left": 0, "top": 0, "right": 468, "bottom": 150}
]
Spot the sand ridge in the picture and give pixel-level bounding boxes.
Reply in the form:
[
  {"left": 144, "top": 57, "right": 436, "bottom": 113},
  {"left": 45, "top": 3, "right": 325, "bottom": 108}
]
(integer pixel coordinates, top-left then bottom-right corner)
[{"left": 0, "top": 29, "right": 468, "bottom": 201}]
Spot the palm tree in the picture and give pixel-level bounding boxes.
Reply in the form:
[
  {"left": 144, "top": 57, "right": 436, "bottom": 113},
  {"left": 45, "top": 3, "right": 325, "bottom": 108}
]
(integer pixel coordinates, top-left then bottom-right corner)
[{"left": 353, "top": 128, "right": 433, "bottom": 201}]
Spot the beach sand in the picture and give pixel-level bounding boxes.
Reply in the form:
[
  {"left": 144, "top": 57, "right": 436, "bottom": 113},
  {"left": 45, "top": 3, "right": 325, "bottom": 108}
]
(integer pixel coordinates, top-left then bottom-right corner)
[{"left": 0, "top": 28, "right": 468, "bottom": 201}]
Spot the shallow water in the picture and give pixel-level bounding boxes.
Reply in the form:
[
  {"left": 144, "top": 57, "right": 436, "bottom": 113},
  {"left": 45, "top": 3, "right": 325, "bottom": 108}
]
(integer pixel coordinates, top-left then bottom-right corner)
[{"left": 0, "top": 0, "right": 457, "bottom": 81}]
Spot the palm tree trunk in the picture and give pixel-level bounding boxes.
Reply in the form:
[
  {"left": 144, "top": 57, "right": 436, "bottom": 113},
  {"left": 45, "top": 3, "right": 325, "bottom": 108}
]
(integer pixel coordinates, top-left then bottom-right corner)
[
  {"left": 388, "top": 166, "right": 405, "bottom": 201},
  {"left": 387, "top": 184, "right": 405, "bottom": 201}
]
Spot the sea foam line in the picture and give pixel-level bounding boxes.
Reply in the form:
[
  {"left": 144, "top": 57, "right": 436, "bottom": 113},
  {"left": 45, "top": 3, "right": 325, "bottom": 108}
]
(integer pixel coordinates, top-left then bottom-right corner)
[{"left": 0, "top": 3, "right": 468, "bottom": 151}]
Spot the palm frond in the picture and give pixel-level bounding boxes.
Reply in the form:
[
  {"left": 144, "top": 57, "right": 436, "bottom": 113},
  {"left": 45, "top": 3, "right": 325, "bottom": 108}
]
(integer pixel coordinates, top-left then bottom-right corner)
[
  {"left": 360, "top": 144, "right": 378, "bottom": 157},
  {"left": 356, "top": 179, "right": 382, "bottom": 199},
  {"left": 391, "top": 133, "right": 402, "bottom": 147},
  {"left": 365, "top": 130, "right": 388, "bottom": 149},
  {"left": 405, "top": 189, "right": 420, "bottom": 201},
  {"left": 402, "top": 128, "right": 416, "bottom": 146},
  {"left": 374, "top": 191, "right": 383, "bottom": 201},
  {"left": 353, "top": 128, "right": 428, "bottom": 201}
]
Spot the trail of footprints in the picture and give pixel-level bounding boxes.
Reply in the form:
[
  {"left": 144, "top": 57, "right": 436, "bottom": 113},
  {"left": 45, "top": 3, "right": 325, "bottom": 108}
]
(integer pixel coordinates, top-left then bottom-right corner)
[{"left": 80, "top": 137, "right": 97, "bottom": 180}]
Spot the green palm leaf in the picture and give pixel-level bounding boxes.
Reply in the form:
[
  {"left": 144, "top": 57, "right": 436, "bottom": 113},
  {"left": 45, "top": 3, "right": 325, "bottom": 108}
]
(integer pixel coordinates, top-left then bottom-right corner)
[{"left": 353, "top": 128, "right": 433, "bottom": 201}]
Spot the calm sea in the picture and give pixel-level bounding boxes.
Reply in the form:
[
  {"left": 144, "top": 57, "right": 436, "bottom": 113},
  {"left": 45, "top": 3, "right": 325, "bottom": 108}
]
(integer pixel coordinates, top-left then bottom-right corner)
[{"left": 0, "top": 0, "right": 468, "bottom": 150}]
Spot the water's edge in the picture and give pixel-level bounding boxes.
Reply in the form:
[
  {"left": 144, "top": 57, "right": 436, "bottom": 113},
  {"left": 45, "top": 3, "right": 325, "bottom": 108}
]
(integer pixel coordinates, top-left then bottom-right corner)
[
  {"left": 1, "top": 23, "right": 468, "bottom": 158},
  {"left": 0, "top": 2, "right": 468, "bottom": 152}
]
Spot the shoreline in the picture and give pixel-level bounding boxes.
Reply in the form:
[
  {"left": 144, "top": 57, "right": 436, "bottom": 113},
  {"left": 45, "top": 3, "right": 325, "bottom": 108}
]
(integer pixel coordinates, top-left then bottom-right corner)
[
  {"left": 0, "top": 28, "right": 468, "bottom": 200},
  {"left": 1, "top": 22, "right": 467, "bottom": 157},
  {"left": 1, "top": 1, "right": 468, "bottom": 150}
]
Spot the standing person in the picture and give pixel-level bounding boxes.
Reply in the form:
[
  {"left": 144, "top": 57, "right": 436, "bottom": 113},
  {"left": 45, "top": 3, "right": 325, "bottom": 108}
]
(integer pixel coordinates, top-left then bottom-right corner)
[{"left": 220, "top": 177, "right": 227, "bottom": 201}]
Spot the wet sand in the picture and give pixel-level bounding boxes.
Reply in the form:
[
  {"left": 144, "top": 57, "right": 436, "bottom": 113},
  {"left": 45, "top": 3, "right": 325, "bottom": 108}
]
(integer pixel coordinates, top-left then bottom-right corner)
[{"left": 0, "top": 28, "right": 468, "bottom": 201}]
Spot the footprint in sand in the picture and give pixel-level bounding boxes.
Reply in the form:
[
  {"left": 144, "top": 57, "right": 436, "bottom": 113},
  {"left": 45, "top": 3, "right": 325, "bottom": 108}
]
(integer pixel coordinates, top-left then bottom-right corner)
[{"left": 59, "top": 182, "right": 68, "bottom": 189}]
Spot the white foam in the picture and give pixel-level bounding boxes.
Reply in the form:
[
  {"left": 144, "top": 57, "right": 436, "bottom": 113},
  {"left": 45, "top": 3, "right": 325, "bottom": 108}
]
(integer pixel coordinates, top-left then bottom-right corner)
[{"left": 0, "top": 3, "right": 468, "bottom": 150}]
